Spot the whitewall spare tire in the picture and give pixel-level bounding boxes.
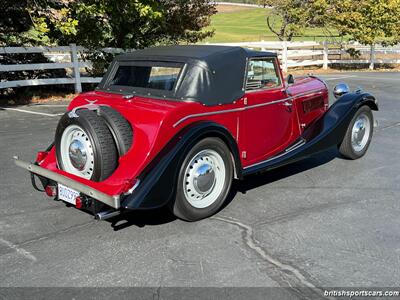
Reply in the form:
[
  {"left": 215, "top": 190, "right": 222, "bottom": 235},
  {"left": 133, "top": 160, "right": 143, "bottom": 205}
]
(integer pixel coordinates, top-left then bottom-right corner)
[{"left": 55, "top": 109, "right": 118, "bottom": 182}]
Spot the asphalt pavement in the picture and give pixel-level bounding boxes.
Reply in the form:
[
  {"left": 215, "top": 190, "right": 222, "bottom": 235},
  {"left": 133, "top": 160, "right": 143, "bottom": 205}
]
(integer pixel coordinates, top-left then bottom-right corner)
[{"left": 0, "top": 72, "right": 399, "bottom": 299}]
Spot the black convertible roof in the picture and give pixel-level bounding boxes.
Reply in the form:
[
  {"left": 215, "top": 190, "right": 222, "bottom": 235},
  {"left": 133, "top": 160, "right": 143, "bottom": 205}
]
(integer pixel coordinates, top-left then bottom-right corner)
[
  {"left": 117, "top": 45, "right": 277, "bottom": 61},
  {"left": 98, "top": 45, "right": 278, "bottom": 105}
]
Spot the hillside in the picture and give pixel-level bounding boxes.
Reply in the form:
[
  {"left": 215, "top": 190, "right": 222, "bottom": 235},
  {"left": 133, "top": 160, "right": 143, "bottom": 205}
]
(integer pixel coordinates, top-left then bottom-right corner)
[{"left": 204, "top": 4, "right": 333, "bottom": 43}]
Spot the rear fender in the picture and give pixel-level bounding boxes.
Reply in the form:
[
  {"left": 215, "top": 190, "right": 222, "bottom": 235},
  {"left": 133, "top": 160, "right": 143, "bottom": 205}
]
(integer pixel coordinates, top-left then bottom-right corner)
[{"left": 122, "top": 121, "right": 241, "bottom": 210}]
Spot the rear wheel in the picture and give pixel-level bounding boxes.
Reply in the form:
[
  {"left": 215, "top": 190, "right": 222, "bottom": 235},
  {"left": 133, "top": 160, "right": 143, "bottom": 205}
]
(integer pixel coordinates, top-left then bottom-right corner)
[
  {"left": 339, "top": 105, "right": 373, "bottom": 160},
  {"left": 171, "top": 138, "right": 233, "bottom": 221}
]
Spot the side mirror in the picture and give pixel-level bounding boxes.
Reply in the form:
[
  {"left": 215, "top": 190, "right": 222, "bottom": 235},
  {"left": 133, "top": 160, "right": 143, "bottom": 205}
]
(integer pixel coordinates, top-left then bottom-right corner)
[
  {"left": 287, "top": 74, "right": 295, "bottom": 85},
  {"left": 333, "top": 83, "right": 350, "bottom": 99}
]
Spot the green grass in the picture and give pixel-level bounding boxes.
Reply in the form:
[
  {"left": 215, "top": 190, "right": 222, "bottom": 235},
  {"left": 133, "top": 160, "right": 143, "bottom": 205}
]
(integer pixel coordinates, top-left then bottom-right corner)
[{"left": 203, "top": 8, "right": 336, "bottom": 43}]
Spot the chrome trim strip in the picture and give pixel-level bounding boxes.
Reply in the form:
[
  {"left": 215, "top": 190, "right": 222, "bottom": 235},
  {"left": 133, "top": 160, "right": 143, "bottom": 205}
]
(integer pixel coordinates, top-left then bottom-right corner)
[
  {"left": 174, "top": 108, "right": 244, "bottom": 128},
  {"left": 14, "top": 157, "right": 121, "bottom": 209},
  {"left": 243, "top": 138, "right": 306, "bottom": 169},
  {"left": 174, "top": 97, "right": 290, "bottom": 127},
  {"left": 68, "top": 100, "right": 110, "bottom": 118},
  {"left": 124, "top": 179, "right": 141, "bottom": 195},
  {"left": 173, "top": 88, "right": 323, "bottom": 128},
  {"left": 284, "top": 138, "right": 306, "bottom": 153}
]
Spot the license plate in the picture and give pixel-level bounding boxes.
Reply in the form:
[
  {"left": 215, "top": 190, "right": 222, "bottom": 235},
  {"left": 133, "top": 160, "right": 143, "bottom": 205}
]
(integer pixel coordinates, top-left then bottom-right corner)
[{"left": 58, "top": 184, "right": 79, "bottom": 205}]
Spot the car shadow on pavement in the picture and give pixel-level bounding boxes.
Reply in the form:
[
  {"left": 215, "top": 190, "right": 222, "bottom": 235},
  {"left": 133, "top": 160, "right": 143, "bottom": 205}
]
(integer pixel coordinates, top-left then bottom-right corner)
[
  {"left": 221, "top": 147, "right": 339, "bottom": 210},
  {"left": 110, "top": 206, "right": 177, "bottom": 231},
  {"left": 109, "top": 147, "right": 338, "bottom": 230}
]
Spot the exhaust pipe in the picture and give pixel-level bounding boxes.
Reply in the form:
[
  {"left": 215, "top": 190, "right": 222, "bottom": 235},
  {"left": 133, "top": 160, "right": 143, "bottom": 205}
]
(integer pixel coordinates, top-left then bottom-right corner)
[{"left": 95, "top": 209, "right": 121, "bottom": 220}]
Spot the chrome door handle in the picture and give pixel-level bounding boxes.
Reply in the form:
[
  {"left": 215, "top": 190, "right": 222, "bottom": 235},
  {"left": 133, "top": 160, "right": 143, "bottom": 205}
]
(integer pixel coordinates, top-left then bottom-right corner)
[{"left": 282, "top": 101, "right": 292, "bottom": 107}]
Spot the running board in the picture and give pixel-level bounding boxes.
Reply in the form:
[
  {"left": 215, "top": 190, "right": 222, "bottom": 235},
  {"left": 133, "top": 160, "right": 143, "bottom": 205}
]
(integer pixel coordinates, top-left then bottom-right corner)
[{"left": 244, "top": 138, "right": 306, "bottom": 170}]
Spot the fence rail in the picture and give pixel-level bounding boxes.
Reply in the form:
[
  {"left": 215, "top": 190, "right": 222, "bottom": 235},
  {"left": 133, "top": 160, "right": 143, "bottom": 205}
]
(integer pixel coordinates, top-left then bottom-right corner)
[
  {"left": 0, "top": 44, "right": 125, "bottom": 93},
  {"left": 211, "top": 41, "right": 400, "bottom": 72},
  {"left": 1, "top": 42, "right": 400, "bottom": 92}
]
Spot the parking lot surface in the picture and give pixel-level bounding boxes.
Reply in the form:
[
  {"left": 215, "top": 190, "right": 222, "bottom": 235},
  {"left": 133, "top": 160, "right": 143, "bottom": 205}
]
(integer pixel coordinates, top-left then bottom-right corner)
[{"left": 0, "top": 73, "right": 399, "bottom": 298}]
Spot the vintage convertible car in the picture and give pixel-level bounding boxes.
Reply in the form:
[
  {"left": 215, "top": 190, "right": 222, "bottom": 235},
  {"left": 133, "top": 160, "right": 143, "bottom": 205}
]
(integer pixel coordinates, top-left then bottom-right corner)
[{"left": 14, "top": 45, "right": 378, "bottom": 221}]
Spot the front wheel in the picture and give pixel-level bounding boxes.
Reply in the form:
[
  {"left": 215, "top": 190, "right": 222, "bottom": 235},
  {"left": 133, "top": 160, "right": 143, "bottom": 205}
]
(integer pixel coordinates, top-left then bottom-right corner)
[
  {"left": 171, "top": 137, "right": 233, "bottom": 221},
  {"left": 339, "top": 105, "right": 374, "bottom": 160}
]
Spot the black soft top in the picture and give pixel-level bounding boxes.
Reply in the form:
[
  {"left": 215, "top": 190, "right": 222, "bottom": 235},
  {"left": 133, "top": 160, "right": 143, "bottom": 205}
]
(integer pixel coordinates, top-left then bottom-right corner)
[{"left": 97, "top": 45, "right": 277, "bottom": 106}]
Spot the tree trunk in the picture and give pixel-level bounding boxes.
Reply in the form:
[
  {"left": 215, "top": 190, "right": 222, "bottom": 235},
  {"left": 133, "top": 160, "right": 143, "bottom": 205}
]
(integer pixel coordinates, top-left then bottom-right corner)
[{"left": 266, "top": 15, "right": 284, "bottom": 41}]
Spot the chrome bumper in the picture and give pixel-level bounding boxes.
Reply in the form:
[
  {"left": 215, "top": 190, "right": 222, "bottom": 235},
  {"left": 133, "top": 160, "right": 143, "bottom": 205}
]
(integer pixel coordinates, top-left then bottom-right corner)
[{"left": 14, "top": 157, "right": 120, "bottom": 209}]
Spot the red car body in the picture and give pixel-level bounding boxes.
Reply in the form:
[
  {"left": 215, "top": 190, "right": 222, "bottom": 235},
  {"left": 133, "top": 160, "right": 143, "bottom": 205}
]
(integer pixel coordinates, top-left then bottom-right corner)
[
  {"left": 37, "top": 76, "right": 327, "bottom": 195},
  {"left": 15, "top": 45, "right": 377, "bottom": 220}
]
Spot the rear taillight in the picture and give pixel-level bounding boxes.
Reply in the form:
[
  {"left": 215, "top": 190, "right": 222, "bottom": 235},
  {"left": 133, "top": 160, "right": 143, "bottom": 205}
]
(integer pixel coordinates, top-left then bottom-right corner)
[
  {"left": 36, "top": 151, "right": 48, "bottom": 163},
  {"left": 75, "top": 196, "right": 83, "bottom": 209},
  {"left": 45, "top": 185, "right": 57, "bottom": 197},
  {"left": 75, "top": 196, "right": 91, "bottom": 209}
]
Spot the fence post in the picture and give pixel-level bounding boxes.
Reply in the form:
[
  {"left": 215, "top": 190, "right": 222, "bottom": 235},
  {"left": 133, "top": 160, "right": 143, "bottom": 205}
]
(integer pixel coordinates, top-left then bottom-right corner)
[
  {"left": 260, "top": 40, "right": 266, "bottom": 51},
  {"left": 70, "top": 43, "right": 82, "bottom": 93},
  {"left": 369, "top": 44, "right": 375, "bottom": 70},
  {"left": 323, "top": 41, "right": 329, "bottom": 70},
  {"left": 282, "top": 41, "right": 288, "bottom": 72}
]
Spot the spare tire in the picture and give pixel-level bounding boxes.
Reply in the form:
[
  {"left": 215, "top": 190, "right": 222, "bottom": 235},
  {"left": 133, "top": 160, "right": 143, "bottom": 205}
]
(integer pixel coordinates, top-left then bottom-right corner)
[
  {"left": 55, "top": 109, "right": 118, "bottom": 182},
  {"left": 97, "top": 106, "right": 133, "bottom": 156}
]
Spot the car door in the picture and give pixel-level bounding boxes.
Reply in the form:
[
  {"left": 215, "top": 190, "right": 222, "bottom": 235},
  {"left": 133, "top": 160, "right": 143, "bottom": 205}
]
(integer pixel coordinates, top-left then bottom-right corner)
[{"left": 241, "top": 57, "right": 300, "bottom": 167}]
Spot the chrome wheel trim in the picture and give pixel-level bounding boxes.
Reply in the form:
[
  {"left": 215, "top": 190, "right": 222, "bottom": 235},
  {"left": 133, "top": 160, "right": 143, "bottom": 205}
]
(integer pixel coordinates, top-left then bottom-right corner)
[
  {"left": 183, "top": 149, "right": 226, "bottom": 209},
  {"left": 60, "top": 125, "right": 95, "bottom": 179},
  {"left": 351, "top": 113, "right": 371, "bottom": 152}
]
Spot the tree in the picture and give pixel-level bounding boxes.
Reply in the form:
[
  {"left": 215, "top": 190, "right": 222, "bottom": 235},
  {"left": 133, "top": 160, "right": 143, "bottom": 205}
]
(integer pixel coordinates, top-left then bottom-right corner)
[
  {"left": 68, "top": 0, "right": 216, "bottom": 75},
  {"left": 0, "top": 0, "right": 78, "bottom": 46},
  {"left": 265, "top": 0, "right": 400, "bottom": 68},
  {"left": 0, "top": 0, "right": 30, "bottom": 45},
  {"left": 0, "top": 0, "right": 72, "bottom": 98},
  {"left": 157, "top": 0, "right": 217, "bottom": 45},
  {"left": 0, "top": 0, "right": 216, "bottom": 48},
  {"left": 264, "top": 0, "right": 329, "bottom": 41},
  {"left": 0, "top": 0, "right": 216, "bottom": 91},
  {"left": 65, "top": 0, "right": 165, "bottom": 49},
  {"left": 329, "top": 0, "right": 400, "bottom": 69}
]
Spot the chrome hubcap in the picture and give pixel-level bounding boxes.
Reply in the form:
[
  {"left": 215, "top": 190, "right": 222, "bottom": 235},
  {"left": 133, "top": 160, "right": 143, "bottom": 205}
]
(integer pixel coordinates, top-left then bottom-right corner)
[
  {"left": 68, "top": 140, "right": 87, "bottom": 170},
  {"left": 194, "top": 164, "right": 215, "bottom": 193},
  {"left": 183, "top": 150, "right": 226, "bottom": 209},
  {"left": 351, "top": 113, "right": 371, "bottom": 152},
  {"left": 60, "top": 125, "right": 95, "bottom": 179}
]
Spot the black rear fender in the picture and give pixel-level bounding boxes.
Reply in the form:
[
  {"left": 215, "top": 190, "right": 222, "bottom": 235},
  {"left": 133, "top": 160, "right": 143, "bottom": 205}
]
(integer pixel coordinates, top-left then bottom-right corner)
[{"left": 121, "top": 122, "right": 241, "bottom": 210}]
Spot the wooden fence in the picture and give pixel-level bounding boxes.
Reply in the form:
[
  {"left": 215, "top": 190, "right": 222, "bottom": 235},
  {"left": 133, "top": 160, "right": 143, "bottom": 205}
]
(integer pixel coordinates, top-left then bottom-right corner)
[
  {"left": 1, "top": 42, "right": 400, "bottom": 93},
  {"left": 0, "top": 44, "right": 126, "bottom": 93},
  {"left": 212, "top": 41, "right": 400, "bottom": 72}
]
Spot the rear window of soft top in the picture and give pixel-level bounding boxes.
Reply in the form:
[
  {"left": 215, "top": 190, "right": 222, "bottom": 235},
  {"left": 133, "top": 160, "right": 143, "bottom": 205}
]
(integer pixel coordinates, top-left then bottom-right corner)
[{"left": 110, "top": 61, "right": 183, "bottom": 91}]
